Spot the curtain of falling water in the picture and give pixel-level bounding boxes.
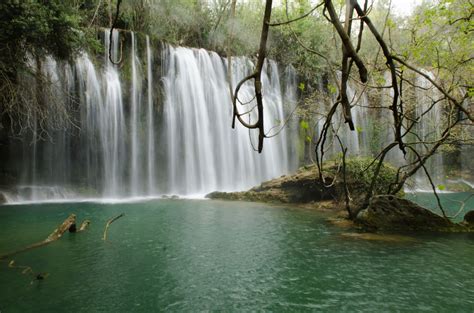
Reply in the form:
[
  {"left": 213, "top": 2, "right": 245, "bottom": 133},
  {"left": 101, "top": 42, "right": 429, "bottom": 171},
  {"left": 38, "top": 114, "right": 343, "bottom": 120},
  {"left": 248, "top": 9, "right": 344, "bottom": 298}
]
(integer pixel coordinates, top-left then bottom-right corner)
[
  {"left": 162, "top": 46, "right": 296, "bottom": 195},
  {"left": 412, "top": 72, "right": 445, "bottom": 190},
  {"left": 130, "top": 32, "right": 142, "bottom": 195},
  {"left": 7, "top": 33, "right": 299, "bottom": 202},
  {"left": 103, "top": 30, "right": 126, "bottom": 196},
  {"left": 146, "top": 36, "right": 156, "bottom": 194}
]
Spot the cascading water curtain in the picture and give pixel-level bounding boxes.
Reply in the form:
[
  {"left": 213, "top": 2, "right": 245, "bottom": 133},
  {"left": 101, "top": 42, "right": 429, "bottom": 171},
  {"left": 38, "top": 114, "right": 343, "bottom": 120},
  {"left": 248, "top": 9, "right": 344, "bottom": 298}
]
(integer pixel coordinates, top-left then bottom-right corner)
[
  {"left": 5, "top": 35, "right": 300, "bottom": 202},
  {"left": 162, "top": 46, "right": 298, "bottom": 195}
]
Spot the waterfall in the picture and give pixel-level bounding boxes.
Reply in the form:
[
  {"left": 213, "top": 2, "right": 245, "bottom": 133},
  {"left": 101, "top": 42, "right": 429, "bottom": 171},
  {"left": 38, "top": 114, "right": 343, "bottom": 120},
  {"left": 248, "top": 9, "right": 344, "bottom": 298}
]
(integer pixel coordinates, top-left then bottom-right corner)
[
  {"left": 146, "top": 36, "right": 156, "bottom": 194},
  {"left": 162, "top": 46, "right": 296, "bottom": 194},
  {"left": 5, "top": 31, "right": 466, "bottom": 204},
  {"left": 283, "top": 65, "right": 300, "bottom": 171},
  {"left": 3, "top": 32, "right": 299, "bottom": 203},
  {"left": 102, "top": 29, "right": 126, "bottom": 196},
  {"left": 412, "top": 72, "right": 445, "bottom": 190},
  {"left": 130, "top": 32, "right": 142, "bottom": 196}
]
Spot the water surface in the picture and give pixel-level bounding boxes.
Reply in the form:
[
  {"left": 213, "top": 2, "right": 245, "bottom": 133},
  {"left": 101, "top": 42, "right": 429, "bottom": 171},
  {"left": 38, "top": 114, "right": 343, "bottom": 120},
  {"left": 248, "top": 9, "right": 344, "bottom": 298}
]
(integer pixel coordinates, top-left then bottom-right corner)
[{"left": 0, "top": 199, "right": 473, "bottom": 312}]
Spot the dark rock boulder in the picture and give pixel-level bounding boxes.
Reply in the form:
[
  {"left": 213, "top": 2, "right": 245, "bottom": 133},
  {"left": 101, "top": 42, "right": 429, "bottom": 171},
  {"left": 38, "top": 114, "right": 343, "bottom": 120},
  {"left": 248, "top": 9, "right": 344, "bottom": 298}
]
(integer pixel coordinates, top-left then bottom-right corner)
[
  {"left": 356, "top": 195, "right": 472, "bottom": 232},
  {"left": 463, "top": 210, "right": 474, "bottom": 225}
]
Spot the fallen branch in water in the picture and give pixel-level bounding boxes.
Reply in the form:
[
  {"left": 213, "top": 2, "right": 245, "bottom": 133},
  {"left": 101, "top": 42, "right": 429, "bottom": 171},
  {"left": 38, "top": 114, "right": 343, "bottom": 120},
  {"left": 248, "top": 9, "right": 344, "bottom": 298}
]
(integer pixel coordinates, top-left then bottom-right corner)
[
  {"left": 0, "top": 214, "right": 77, "bottom": 260},
  {"left": 78, "top": 219, "right": 91, "bottom": 232},
  {"left": 8, "top": 260, "right": 49, "bottom": 283},
  {"left": 103, "top": 213, "right": 124, "bottom": 241}
]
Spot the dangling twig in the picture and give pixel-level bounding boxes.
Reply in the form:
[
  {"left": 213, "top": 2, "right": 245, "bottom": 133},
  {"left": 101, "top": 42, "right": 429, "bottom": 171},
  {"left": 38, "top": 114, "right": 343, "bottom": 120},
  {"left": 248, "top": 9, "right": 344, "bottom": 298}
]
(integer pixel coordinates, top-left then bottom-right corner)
[{"left": 232, "top": 0, "right": 273, "bottom": 153}]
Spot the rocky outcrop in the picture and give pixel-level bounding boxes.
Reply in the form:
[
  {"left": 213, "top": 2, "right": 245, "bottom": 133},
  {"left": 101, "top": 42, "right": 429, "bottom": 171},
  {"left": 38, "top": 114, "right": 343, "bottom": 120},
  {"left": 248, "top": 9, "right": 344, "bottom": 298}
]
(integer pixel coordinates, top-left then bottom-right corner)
[
  {"left": 356, "top": 195, "right": 473, "bottom": 232},
  {"left": 206, "top": 158, "right": 400, "bottom": 206},
  {"left": 206, "top": 165, "right": 336, "bottom": 204}
]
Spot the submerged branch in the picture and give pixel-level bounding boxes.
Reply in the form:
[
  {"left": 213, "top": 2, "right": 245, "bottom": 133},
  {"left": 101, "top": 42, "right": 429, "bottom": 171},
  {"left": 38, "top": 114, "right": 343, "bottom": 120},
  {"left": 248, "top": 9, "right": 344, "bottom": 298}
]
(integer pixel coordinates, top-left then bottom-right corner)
[
  {"left": 0, "top": 214, "right": 77, "bottom": 260},
  {"left": 78, "top": 220, "right": 91, "bottom": 232},
  {"left": 103, "top": 213, "right": 125, "bottom": 241}
]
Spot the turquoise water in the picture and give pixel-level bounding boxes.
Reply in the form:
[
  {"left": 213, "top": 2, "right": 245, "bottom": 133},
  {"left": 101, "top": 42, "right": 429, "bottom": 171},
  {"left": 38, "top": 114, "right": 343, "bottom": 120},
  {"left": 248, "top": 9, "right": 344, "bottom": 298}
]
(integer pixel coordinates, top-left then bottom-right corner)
[
  {"left": 406, "top": 192, "right": 474, "bottom": 222},
  {"left": 0, "top": 199, "right": 473, "bottom": 312}
]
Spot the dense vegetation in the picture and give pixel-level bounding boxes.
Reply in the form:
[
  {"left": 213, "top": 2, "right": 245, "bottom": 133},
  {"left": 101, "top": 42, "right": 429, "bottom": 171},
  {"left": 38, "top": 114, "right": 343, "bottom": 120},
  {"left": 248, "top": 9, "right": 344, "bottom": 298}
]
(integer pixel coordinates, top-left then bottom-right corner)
[{"left": 0, "top": 0, "right": 100, "bottom": 133}]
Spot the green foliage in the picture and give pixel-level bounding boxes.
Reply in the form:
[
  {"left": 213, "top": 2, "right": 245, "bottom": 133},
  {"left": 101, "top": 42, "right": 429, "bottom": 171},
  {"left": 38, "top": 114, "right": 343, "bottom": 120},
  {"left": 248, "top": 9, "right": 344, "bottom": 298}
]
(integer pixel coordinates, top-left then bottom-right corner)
[
  {"left": 0, "top": 1, "right": 98, "bottom": 65},
  {"left": 300, "top": 120, "right": 309, "bottom": 130},
  {"left": 119, "top": 0, "right": 215, "bottom": 48},
  {"left": 267, "top": 1, "right": 332, "bottom": 83},
  {"left": 405, "top": 0, "right": 473, "bottom": 78},
  {"left": 331, "top": 157, "right": 400, "bottom": 196},
  {"left": 348, "top": 157, "right": 399, "bottom": 195},
  {"left": 327, "top": 83, "right": 337, "bottom": 94},
  {"left": 0, "top": 0, "right": 100, "bottom": 132}
]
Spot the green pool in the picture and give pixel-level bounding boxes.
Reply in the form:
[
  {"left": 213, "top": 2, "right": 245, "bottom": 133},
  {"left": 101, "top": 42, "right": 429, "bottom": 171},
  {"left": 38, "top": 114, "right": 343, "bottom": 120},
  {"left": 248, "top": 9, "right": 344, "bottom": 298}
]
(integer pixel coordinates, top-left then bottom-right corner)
[{"left": 0, "top": 198, "right": 473, "bottom": 312}]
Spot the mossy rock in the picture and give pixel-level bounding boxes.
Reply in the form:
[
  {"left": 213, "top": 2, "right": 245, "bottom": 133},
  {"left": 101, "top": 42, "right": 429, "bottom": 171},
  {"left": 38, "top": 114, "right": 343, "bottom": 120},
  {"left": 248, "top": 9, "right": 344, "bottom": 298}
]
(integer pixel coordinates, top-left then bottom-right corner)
[
  {"left": 325, "top": 157, "right": 401, "bottom": 197},
  {"left": 356, "top": 195, "right": 473, "bottom": 232}
]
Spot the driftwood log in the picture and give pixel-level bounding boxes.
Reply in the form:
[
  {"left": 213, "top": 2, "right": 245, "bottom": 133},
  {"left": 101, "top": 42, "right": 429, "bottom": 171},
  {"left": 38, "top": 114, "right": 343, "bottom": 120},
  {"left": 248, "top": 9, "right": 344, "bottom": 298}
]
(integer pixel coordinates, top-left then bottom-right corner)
[
  {"left": 0, "top": 214, "right": 77, "bottom": 260},
  {"left": 103, "top": 213, "right": 124, "bottom": 241}
]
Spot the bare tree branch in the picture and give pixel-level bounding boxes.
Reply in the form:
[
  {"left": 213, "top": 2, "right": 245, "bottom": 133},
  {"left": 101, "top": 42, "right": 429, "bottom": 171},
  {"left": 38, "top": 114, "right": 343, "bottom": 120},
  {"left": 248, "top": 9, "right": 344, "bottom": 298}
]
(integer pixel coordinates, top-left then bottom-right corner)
[{"left": 232, "top": 0, "right": 273, "bottom": 153}]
